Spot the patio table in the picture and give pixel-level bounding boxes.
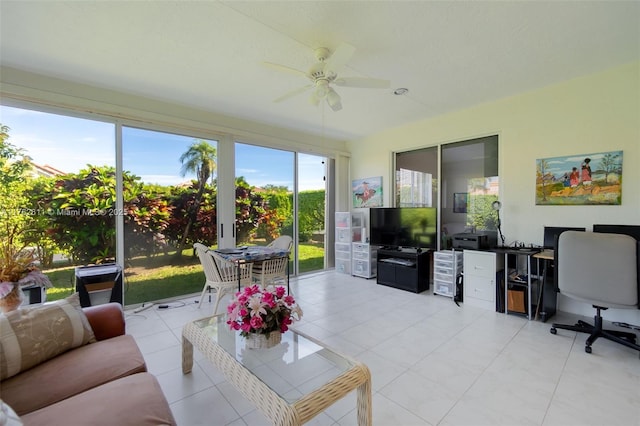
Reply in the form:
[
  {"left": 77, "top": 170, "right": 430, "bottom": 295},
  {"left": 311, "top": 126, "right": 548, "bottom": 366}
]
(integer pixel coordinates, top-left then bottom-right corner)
[{"left": 214, "top": 246, "right": 290, "bottom": 291}]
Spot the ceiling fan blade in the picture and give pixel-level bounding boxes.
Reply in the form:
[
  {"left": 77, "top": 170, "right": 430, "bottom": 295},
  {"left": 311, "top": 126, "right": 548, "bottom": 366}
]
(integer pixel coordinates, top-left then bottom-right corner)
[
  {"left": 323, "top": 42, "right": 356, "bottom": 74},
  {"left": 333, "top": 77, "right": 390, "bottom": 89},
  {"left": 262, "top": 62, "right": 307, "bottom": 78},
  {"left": 273, "top": 84, "right": 313, "bottom": 103}
]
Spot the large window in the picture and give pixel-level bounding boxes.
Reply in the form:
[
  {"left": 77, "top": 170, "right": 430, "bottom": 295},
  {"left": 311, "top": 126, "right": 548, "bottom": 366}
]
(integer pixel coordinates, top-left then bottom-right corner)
[
  {"left": 395, "top": 147, "right": 438, "bottom": 207},
  {"left": 2, "top": 103, "right": 332, "bottom": 306},
  {"left": 0, "top": 105, "right": 116, "bottom": 301},
  {"left": 394, "top": 136, "right": 499, "bottom": 250},
  {"left": 441, "top": 135, "right": 499, "bottom": 248}
]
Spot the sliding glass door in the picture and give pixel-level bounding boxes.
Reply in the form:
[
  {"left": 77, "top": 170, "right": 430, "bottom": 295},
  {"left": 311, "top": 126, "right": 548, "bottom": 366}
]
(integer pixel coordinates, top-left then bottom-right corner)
[
  {"left": 297, "top": 153, "right": 327, "bottom": 274},
  {"left": 234, "top": 143, "right": 327, "bottom": 275},
  {"left": 122, "top": 126, "right": 219, "bottom": 304},
  {"left": 234, "top": 143, "right": 294, "bottom": 247}
]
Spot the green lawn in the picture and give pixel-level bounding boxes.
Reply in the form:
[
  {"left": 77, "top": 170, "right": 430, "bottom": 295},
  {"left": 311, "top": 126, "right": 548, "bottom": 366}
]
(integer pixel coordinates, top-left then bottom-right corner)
[{"left": 44, "top": 243, "right": 325, "bottom": 305}]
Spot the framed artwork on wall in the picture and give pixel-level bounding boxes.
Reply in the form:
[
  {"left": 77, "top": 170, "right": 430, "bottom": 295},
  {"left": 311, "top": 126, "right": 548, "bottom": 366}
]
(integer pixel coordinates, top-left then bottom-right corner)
[
  {"left": 352, "top": 176, "right": 382, "bottom": 208},
  {"left": 536, "top": 150, "right": 623, "bottom": 205},
  {"left": 453, "top": 192, "right": 468, "bottom": 213}
]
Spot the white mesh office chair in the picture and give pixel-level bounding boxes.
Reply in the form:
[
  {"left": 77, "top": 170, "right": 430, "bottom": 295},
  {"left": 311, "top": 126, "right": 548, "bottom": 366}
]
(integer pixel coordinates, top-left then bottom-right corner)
[
  {"left": 550, "top": 231, "right": 640, "bottom": 354},
  {"left": 194, "top": 243, "right": 252, "bottom": 314}
]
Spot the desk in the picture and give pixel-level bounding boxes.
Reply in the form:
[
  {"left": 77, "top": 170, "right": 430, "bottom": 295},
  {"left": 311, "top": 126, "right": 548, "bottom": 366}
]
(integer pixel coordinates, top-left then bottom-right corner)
[
  {"left": 533, "top": 249, "right": 557, "bottom": 322},
  {"left": 464, "top": 247, "right": 557, "bottom": 321},
  {"left": 214, "top": 246, "right": 290, "bottom": 292},
  {"left": 182, "top": 315, "right": 372, "bottom": 426}
]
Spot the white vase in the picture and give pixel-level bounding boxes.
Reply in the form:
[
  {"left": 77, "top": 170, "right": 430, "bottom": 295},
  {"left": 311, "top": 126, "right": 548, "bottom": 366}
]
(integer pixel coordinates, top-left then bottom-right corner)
[{"left": 245, "top": 330, "right": 282, "bottom": 349}]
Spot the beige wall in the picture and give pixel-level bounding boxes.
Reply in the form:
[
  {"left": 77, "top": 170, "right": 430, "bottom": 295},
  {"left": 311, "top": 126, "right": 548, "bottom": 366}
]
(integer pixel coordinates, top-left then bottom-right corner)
[{"left": 347, "top": 61, "right": 640, "bottom": 322}]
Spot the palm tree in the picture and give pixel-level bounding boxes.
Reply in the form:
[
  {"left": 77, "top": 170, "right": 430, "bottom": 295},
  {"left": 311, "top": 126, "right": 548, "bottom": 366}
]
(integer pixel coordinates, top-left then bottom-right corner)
[
  {"left": 179, "top": 140, "right": 217, "bottom": 188},
  {"left": 176, "top": 140, "right": 217, "bottom": 254}
]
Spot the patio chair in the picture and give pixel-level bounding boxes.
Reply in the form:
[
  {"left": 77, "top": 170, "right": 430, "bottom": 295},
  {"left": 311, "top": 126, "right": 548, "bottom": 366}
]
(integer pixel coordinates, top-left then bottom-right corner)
[
  {"left": 253, "top": 255, "right": 289, "bottom": 287},
  {"left": 252, "top": 235, "right": 292, "bottom": 287},
  {"left": 267, "top": 235, "right": 293, "bottom": 250},
  {"left": 194, "top": 243, "right": 252, "bottom": 314}
]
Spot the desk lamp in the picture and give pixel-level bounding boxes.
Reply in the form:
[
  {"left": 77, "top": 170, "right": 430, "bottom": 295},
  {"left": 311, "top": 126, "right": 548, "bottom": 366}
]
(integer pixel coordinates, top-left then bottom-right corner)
[{"left": 492, "top": 200, "right": 506, "bottom": 247}]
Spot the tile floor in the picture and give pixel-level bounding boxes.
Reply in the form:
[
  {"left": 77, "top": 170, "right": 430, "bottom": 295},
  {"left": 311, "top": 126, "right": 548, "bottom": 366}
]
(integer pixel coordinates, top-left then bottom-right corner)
[{"left": 125, "top": 272, "right": 640, "bottom": 426}]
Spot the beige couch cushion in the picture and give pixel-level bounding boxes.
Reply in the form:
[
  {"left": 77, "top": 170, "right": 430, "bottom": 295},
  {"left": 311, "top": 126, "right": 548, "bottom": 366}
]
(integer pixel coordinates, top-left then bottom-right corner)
[
  {"left": 21, "top": 373, "right": 176, "bottom": 426},
  {"left": 1, "top": 334, "right": 146, "bottom": 415},
  {"left": 0, "top": 293, "right": 95, "bottom": 380}
]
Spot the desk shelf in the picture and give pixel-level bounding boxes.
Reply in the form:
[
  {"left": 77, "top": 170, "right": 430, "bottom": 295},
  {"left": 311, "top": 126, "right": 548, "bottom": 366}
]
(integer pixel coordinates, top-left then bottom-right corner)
[{"left": 501, "top": 249, "right": 540, "bottom": 320}]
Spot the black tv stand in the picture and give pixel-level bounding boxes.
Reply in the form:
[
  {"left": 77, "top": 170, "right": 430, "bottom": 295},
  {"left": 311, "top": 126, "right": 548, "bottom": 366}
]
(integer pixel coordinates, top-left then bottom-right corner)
[{"left": 376, "top": 248, "right": 430, "bottom": 293}]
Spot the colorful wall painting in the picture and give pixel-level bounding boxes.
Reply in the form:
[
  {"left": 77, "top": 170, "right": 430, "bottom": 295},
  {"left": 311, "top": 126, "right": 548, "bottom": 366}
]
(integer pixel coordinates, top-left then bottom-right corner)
[{"left": 536, "top": 150, "right": 622, "bottom": 205}]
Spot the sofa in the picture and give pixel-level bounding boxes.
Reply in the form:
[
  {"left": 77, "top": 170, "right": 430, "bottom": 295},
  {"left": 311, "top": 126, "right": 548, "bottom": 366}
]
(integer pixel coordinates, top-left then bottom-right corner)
[{"left": 0, "top": 296, "right": 176, "bottom": 425}]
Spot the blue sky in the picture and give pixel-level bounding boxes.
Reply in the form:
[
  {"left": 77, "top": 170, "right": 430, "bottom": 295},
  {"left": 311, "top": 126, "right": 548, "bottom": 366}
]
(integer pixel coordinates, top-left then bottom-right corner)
[{"left": 1, "top": 105, "right": 325, "bottom": 190}]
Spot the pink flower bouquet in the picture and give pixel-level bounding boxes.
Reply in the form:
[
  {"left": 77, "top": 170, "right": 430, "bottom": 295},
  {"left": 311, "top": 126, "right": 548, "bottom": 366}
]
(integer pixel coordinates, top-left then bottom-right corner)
[{"left": 226, "top": 285, "right": 302, "bottom": 337}]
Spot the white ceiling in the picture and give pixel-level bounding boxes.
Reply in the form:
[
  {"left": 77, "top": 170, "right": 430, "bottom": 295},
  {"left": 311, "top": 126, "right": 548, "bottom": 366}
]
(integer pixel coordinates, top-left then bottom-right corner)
[{"left": 1, "top": 1, "right": 638, "bottom": 141}]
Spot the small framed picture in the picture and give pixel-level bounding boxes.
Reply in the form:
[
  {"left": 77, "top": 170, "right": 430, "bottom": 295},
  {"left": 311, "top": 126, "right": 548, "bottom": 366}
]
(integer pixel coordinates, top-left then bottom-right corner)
[
  {"left": 352, "top": 176, "right": 382, "bottom": 208},
  {"left": 453, "top": 193, "right": 468, "bottom": 213}
]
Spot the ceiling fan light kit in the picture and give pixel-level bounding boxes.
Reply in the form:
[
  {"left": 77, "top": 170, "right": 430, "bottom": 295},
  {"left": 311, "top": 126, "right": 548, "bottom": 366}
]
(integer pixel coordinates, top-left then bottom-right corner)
[
  {"left": 266, "top": 43, "right": 390, "bottom": 111},
  {"left": 326, "top": 88, "right": 342, "bottom": 111}
]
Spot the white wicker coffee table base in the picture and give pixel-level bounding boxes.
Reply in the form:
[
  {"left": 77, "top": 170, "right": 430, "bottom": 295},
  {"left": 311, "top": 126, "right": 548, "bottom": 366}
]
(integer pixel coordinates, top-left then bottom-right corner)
[{"left": 182, "top": 319, "right": 372, "bottom": 426}]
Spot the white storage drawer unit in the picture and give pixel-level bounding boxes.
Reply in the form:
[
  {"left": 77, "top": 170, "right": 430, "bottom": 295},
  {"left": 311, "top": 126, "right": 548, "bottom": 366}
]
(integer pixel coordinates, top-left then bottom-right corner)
[
  {"left": 336, "top": 228, "right": 352, "bottom": 243},
  {"left": 352, "top": 243, "right": 378, "bottom": 279},
  {"left": 334, "top": 212, "right": 365, "bottom": 274},
  {"left": 335, "top": 250, "right": 351, "bottom": 261},
  {"left": 463, "top": 250, "right": 504, "bottom": 311},
  {"left": 336, "top": 258, "right": 351, "bottom": 274},
  {"left": 335, "top": 243, "right": 351, "bottom": 253},
  {"left": 433, "top": 250, "right": 463, "bottom": 298}
]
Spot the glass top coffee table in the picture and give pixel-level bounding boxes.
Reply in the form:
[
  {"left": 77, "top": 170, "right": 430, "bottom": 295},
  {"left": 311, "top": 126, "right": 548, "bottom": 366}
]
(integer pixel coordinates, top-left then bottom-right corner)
[{"left": 182, "top": 315, "right": 372, "bottom": 426}]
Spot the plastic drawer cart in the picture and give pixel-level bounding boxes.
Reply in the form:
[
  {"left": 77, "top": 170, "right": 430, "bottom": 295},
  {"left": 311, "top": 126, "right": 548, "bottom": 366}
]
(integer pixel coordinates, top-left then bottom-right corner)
[{"left": 433, "top": 250, "right": 463, "bottom": 298}]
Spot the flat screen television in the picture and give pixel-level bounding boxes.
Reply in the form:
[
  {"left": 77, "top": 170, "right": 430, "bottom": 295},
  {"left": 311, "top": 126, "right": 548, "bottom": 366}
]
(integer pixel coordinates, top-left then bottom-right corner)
[{"left": 369, "top": 207, "right": 437, "bottom": 249}]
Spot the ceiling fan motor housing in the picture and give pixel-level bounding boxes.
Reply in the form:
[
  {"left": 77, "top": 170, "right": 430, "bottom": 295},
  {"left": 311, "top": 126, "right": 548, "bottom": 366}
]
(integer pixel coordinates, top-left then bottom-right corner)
[{"left": 314, "top": 47, "right": 330, "bottom": 62}]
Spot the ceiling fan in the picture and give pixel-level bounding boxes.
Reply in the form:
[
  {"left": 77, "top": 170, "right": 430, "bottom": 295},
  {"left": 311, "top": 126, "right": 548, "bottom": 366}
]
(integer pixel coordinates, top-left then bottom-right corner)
[{"left": 264, "top": 43, "right": 390, "bottom": 112}]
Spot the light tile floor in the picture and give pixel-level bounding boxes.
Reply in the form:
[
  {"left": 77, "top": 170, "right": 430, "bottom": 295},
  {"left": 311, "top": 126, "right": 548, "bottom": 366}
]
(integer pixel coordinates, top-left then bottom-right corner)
[{"left": 126, "top": 272, "right": 640, "bottom": 426}]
